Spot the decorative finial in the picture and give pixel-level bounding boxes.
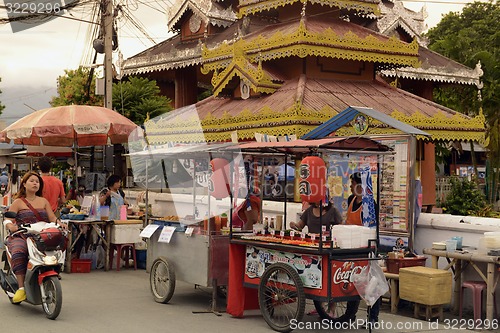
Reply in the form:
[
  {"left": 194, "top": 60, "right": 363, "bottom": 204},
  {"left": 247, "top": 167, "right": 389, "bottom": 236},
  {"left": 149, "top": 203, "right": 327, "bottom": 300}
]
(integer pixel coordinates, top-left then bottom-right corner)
[{"left": 301, "top": 0, "right": 307, "bottom": 17}]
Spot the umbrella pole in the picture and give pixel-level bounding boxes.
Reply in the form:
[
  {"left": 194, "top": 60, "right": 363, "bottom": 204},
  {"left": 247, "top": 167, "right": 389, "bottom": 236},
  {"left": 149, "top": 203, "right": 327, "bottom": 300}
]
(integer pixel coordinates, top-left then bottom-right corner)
[{"left": 74, "top": 146, "right": 78, "bottom": 190}]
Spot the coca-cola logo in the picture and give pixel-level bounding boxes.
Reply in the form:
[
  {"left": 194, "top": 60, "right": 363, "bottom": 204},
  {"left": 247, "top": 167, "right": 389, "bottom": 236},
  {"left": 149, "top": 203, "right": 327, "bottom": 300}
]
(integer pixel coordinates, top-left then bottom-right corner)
[{"left": 332, "top": 261, "right": 368, "bottom": 294}]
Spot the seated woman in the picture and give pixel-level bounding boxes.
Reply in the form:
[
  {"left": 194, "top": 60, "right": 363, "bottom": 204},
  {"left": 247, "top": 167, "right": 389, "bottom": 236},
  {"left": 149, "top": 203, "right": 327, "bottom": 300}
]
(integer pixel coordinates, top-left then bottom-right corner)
[
  {"left": 3, "top": 171, "right": 66, "bottom": 303},
  {"left": 231, "top": 191, "right": 262, "bottom": 231},
  {"left": 290, "top": 200, "right": 342, "bottom": 233}
]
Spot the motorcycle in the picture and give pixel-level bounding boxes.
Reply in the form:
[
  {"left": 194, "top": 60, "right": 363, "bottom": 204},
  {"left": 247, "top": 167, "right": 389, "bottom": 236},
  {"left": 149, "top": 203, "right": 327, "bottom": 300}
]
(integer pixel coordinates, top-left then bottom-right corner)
[{"left": 0, "top": 211, "right": 66, "bottom": 319}]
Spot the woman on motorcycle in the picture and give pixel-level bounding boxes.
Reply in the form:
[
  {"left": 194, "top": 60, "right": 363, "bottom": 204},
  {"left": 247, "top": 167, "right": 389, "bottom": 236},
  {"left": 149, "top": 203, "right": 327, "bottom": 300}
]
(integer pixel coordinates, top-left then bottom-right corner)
[{"left": 3, "top": 172, "right": 66, "bottom": 303}]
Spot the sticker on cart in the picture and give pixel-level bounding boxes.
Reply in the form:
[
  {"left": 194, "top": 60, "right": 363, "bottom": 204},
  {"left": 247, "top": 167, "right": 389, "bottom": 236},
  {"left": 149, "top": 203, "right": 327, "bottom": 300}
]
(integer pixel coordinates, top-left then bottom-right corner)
[
  {"left": 244, "top": 246, "right": 322, "bottom": 289},
  {"left": 158, "top": 226, "right": 177, "bottom": 243},
  {"left": 139, "top": 224, "right": 160, "bottom": 238},
  {"left": 185, "top": 226, "right": 194, "bottom": 237}
]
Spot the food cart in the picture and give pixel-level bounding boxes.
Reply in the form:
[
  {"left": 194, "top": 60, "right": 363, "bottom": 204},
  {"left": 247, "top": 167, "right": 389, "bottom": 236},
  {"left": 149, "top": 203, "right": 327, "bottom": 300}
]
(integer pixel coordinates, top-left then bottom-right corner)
[
  {"left": 223, "top": 137, "right": 392, "bottom": 332},
  {"left": 128, "top": 143, "right": 241, "bottom": 312}
]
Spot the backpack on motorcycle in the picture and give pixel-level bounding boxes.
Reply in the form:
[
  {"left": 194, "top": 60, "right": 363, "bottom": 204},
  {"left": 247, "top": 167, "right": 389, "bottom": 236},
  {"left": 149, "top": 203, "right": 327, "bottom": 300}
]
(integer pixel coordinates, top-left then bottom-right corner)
[{"left": 33, "top": 228, "right": 67, "bottom": 252}]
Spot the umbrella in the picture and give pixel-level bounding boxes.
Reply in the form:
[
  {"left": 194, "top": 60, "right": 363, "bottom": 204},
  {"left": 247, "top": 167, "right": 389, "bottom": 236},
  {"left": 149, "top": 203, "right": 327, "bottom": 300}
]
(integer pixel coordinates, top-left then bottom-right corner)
[{"left": 0, "top": 105, "right": 138, "bottom": 147}]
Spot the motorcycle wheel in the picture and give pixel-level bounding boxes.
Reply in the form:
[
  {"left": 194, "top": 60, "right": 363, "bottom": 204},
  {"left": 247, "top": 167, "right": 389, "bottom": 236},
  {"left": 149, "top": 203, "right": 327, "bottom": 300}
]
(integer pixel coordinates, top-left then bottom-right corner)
[{"left": 42, "top": 276, "right": 62, "bottom": 320}]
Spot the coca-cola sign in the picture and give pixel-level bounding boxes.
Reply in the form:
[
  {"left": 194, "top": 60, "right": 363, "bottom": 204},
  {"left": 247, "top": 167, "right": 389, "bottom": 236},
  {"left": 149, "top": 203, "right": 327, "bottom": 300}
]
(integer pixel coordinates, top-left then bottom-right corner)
[{"left": 331, "top": 260, "right": 368, "bottom": 297}]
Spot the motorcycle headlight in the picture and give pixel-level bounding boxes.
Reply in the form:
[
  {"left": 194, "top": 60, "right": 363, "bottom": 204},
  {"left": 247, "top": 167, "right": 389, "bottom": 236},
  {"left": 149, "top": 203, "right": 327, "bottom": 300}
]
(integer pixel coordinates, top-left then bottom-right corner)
[{"left": 43, "top": 256, "right": 58, "bottom": 265}]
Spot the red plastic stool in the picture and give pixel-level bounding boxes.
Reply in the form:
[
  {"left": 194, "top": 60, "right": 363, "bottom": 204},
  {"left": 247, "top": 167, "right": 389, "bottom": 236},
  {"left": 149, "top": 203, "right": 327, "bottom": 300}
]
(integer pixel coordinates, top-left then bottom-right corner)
[
  {"left": 459, "top": 280, "right": 497, "bottom": 321},
  {"left": 109, "top": 243, "right": 137, "bottom": 271}
]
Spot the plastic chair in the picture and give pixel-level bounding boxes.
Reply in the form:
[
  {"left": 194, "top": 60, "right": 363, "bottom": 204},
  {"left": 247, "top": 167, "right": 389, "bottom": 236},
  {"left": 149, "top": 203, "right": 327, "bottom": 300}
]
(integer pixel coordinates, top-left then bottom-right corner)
[
  {"left": 109, "top": 243, "right": 137, "bottom": 271},
  {"left": 459, "top": 280, "right": 497, "bottom": 321}
]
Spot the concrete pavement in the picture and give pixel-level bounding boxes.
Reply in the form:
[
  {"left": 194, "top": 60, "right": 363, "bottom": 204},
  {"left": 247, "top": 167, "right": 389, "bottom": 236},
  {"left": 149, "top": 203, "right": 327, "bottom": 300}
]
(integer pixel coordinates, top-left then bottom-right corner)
[{"left": 0, "top": 266, "right": 482, "bottom": 333}]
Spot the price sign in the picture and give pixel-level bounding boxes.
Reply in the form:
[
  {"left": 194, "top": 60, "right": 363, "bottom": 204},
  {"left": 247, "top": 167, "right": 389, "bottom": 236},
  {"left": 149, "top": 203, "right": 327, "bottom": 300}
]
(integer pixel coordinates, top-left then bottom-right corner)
[
  {"left": 310, "top": 234, "right": 316, "bottom": 241},
  {"left": 300, "top": 232, "right": 306, "bottom": 239},
  {"left": 280, "top": 230, "right": 285, "bottom": 238},
  {"left": 270, "top": 229, "right": 275, "bottom": 236},
  {"left": 290, "top": 231, "right": 295, "bottom": 238},
  {"left": 322, "top": 235, "right": 327, "bottom": 242}
]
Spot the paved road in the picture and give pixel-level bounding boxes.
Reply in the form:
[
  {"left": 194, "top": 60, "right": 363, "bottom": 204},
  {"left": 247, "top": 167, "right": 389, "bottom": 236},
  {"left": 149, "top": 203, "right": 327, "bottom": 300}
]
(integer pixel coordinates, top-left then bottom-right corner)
[{"left": 0, "top": 268, "right": 479, "bottom": 333}]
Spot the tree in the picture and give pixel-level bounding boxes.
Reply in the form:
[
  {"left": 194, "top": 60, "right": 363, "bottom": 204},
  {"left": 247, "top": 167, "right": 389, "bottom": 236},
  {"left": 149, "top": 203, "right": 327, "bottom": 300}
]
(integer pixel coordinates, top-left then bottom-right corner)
[
  {"left": 50, "top": 67, "right": 103, "bottom": 107},
  {"left": 112, "top": 76, "right": 172, "bottom": 125},
  {"left": 0, "top": 77, "right": 5, "bottom": 116},
  {"left": 425, "top": 1, "right": 500, "bottom": 203}
]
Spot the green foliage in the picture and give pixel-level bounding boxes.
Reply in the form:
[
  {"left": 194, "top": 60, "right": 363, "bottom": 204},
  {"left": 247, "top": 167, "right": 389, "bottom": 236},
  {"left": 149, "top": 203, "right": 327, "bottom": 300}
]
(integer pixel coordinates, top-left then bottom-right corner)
[
  {"left": 442, "top": 177, "right": 487, "bottom": 215},
  {"left": 50, "top": 67, "right": 103, "bottom": 106},
  {"left": 112, "top": 77, "right": 173, "bottom": 125},
  {"left": 425, "top": 1, "right": 500, "bottom": 203},
  {"left": 434, "top": 141, "right": 451, "bottom": 173}
]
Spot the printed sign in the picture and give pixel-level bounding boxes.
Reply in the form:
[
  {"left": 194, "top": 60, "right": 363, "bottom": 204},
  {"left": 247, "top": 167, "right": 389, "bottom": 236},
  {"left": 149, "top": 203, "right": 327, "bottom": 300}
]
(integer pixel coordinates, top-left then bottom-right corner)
[
  {"left": 331, "top": 260, "right": 369, "bottom": 297},
  {"left": 245, "top": 246, "right": 322, "bottom": 289}
]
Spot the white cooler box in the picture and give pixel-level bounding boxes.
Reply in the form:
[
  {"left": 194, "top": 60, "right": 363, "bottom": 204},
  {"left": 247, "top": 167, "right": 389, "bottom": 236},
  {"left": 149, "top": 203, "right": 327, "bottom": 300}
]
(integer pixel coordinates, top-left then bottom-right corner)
[{"left": 110, "top": 220, "right": 142, "bottom": 244}]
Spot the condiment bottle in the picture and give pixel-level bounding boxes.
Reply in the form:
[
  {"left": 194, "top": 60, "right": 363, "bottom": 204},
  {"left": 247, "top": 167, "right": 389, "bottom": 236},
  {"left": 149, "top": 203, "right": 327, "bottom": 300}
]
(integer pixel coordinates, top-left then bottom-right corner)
[{"left": 263, "top": 216, "right": 269, "bottom": 229}]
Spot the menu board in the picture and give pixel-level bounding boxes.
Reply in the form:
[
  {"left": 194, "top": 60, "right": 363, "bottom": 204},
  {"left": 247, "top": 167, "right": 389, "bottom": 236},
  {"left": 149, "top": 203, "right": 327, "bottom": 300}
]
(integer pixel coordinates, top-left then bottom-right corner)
[{"left": 378, "top": 138, "right": 409, "bottom": 232}]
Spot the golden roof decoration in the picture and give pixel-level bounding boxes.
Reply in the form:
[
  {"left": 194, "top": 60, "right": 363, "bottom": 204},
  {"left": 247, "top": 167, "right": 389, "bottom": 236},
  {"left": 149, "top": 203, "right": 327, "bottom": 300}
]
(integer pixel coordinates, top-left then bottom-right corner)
[
  {"left": 211, "top": 45, "right": 284, "bottom": 96},
  {"left": 202, "top": 17, "right": 420, "bottom": 74},
  {"left": 237, "top": 0, "right": 380, "bottom": 18},
  {"left": 142, "top": 76, "right": 485, "bottom": 144}
]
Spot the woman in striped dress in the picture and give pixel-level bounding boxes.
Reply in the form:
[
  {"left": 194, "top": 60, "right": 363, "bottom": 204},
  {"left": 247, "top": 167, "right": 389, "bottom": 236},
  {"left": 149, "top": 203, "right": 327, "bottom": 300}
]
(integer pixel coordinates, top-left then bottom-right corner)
[{"left": 3, "top": 172, "right": 64, "bottom": 303}]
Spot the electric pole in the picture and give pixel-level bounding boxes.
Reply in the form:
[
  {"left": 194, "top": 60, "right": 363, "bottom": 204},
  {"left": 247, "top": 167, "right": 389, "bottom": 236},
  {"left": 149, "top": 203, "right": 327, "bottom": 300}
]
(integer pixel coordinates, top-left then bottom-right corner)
[{"left": 104, "top": 0, "right": 113, "bottom": 110}]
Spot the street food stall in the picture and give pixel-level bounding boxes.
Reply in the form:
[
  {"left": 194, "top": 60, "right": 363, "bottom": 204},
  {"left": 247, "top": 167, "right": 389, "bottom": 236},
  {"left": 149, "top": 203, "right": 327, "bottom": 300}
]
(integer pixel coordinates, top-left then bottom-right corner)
[
  {"left": 223, "top": 137, "right": 392, "bottom": 332},
  {"left": 128, "top": 142, "right": 242, "bottom": 312}
]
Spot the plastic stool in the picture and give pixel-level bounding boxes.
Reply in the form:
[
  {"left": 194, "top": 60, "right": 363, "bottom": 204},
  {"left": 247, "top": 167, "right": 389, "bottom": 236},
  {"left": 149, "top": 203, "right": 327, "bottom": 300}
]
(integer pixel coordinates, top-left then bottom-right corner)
[
  {"left": 459, "top": 280, "right": 498, "bottom": 321},
  {"left": 109, "top": 243, "right": 137, "bottom": 271}
]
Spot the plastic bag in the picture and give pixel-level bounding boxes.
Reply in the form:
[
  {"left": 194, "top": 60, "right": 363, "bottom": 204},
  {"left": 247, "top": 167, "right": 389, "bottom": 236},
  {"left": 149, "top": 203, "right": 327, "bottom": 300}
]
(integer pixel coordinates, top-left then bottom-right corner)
[{"left": 352, "top": 258, "right": 389, "bottom": 306}]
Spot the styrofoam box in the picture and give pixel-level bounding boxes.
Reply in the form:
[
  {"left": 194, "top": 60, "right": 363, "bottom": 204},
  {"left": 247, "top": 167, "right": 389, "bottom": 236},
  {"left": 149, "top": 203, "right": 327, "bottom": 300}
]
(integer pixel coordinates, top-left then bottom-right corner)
[{"left": 111, "top": 224, "right": 142, "bottom": 244}]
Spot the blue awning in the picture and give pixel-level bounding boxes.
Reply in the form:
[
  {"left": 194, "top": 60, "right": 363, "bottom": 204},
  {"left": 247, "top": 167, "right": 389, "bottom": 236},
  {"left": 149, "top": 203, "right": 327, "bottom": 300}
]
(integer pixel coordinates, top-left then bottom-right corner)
[{"left": 302, "top": 106, "right": 430, "bottom": 139}]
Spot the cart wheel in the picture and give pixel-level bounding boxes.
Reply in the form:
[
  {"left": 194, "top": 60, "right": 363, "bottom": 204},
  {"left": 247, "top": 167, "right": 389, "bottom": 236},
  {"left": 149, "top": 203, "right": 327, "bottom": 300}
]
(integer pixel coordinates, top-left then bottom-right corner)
[
  {"left": 313, "top": 299, "right": 360, "bottom": 323},
  {"left": 150, "top": 257, "right": 175, "bottom": 304},
  {"left": 258, "top": 263, "right": 305, "bottom": 333}
]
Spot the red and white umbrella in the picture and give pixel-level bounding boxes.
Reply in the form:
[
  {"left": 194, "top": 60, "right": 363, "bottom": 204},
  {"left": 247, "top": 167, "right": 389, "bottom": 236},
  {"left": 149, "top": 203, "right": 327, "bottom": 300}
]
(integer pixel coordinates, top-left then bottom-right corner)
[{"left": 0, "top": 105, "right": 138, "bottom": 147}]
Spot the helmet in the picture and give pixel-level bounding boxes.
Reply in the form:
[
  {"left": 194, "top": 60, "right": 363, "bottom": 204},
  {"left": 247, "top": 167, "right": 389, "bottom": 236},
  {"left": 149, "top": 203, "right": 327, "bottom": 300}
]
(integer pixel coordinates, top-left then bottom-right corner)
[
  {"left": 1, "top": 171, "right": 7, "bottom": 176},
  {"left": 34, "top": 228, "right": 66, "bottom": 252}
]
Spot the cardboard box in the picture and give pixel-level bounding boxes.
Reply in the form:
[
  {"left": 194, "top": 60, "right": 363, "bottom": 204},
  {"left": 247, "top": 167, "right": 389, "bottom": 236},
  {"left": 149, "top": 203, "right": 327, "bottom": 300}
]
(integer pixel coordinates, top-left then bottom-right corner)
[
  {"left": 399, "top": 266, "right": 452, "bottom": 305},
  {"left": 111, "top": 223, "right": 142, "bottom": 244}
]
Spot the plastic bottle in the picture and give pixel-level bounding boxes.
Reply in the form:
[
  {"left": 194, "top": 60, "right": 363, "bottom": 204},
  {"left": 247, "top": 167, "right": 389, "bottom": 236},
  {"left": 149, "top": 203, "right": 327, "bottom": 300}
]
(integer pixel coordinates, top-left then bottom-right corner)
[
  {"left": 95, "top": 197, "right": 101, "bottom": 220},
  {"left": 120, "top": 205, "right": 127, "bottom": 220}
]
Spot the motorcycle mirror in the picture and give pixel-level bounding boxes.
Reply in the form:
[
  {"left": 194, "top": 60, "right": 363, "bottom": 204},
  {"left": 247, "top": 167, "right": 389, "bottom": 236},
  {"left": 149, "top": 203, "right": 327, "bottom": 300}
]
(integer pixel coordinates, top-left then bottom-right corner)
[{"left": 4, "top": 211, "right": 17, "bottom": 219}]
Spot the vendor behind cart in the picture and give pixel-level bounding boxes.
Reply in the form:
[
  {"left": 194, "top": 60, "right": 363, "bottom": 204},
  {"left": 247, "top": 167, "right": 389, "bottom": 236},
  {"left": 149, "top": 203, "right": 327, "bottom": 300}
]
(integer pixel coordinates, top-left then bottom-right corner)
[{"left": 290, "top": 200, "right": 342, "bottom": 233}]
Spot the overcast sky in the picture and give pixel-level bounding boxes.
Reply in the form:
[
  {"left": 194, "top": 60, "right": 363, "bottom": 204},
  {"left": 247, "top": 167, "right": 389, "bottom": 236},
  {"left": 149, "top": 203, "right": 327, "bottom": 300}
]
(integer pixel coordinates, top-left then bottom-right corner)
[{"left": 0, "top": 1, "right": 471, "bottom": 126}]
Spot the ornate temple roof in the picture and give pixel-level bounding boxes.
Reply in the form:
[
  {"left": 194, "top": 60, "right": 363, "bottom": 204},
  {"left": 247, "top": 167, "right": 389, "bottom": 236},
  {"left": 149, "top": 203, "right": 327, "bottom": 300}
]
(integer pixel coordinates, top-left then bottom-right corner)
[
  {"left": 143, "top": 75, "right": 485, "bottom": 144},
  {"left": 373, "top": 0, "right": 482, "bottom": 87},
  {"left": 237, "top": 0, "right": 380, "bottom": 18},
  {"left": 202, "top": 16, "right": 420, "bottom": 73},
  {"left": 167, "top": 0, "right": 237, "bottom": 31},
  {"left": 123, "top": 17, "right": 264, "bottom": 76},
  {"left": 376, "top": 0, "right": 427, "bottom": 46},
  {"left": 380, "top": 48, "right": 483, "bottom": 87}
]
